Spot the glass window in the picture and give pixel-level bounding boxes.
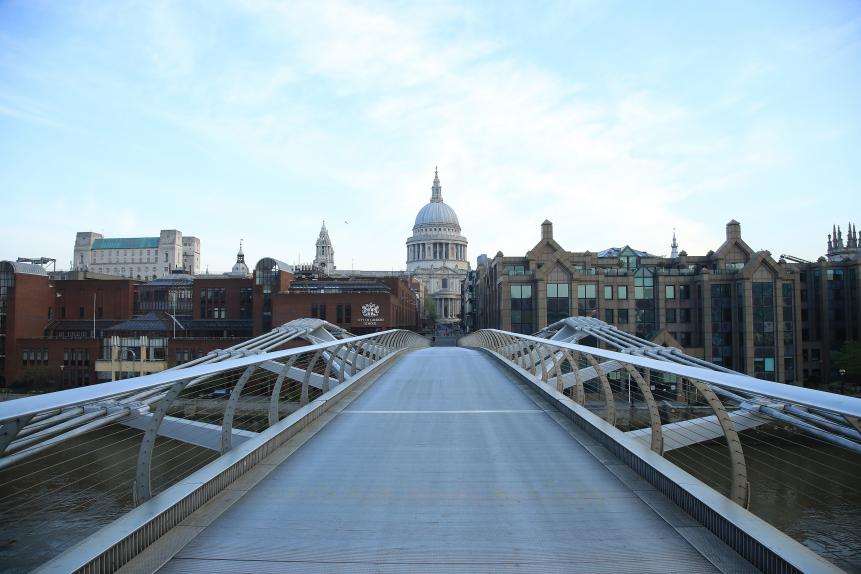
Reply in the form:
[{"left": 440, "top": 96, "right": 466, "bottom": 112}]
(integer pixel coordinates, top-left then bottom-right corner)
[
  {"left": 604, "top": 309, "right": 614, "bottom": 323},
  {"left": 666, "top": 308, "right": 676, "bottom": 323},
  {"left": 665, "top": 285, "right": 675, "bottom": 299},
  {"left": 618, "top": 309, "right": 629, "bottom": 324},
  {"left": 603, "top": 285, "right": 613, "bottom": 300},
  {"left": 510, "top": 284, "right": 534, "bottom": 334},
  {"left": 617, "top": 285, "right": 627, "bottom": 300},
  {"left": 547, "top": 283, "right": 570, "bottom": 324},
  {"left": 576, "top": 284, "right": 596, "bottom": 316},
  {"left": 679, "top": 285, "right": 690, "bottom": 300},
  {"left": 576, "top": 284, "right": 596, "bottom": 298},
  {"left": 511, "top": 285, "right": 532, "bottom": 299}
]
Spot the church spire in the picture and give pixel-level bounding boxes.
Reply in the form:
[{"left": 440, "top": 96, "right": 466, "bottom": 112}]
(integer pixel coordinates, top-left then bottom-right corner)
[
  {"left": 314, "top": 220, "right": 335, "bottom": 272},
  {"left": 229, "top": 238, "right": 250, "bottom": 276},
  {"left": 670, "top": 229, "right": 679, "bottom": 259},
  {"left": 430, "top": 166, "right": 443, "bottom": 203}
]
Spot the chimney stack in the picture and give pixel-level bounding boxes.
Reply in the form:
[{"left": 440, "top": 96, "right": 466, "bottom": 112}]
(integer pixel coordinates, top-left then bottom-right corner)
[
  {"left": 541, "top": 220, "right": 553, "bottom": 241},
  {"left": 726, "top": 219, "right": 741, "bottom": 241}
]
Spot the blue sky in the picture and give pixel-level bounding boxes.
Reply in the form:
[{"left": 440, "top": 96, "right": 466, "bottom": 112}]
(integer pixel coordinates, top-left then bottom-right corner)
[{"left": 1, "top": 0, "right": 859, "bottom": 272}]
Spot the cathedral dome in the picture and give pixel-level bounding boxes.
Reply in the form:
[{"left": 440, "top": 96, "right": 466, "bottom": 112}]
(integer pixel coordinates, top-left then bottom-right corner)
[
  {"left": 413, "top": 168, "right": 460, "bottom": 228},
  {"left": 414, "top": 201, "right": 459, "bottom": 227}
]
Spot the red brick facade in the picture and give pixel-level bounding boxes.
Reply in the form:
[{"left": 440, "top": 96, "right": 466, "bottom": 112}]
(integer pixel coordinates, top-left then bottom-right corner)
[{"left": 1, "top": 264, "right": 419, "bottom": 390}]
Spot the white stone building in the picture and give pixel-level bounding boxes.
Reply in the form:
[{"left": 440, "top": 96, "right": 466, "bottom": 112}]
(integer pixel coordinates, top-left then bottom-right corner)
[
  {"left": 406, "top": 169, "right": 468, "bottom": 324},
  {"left": 313, "top": 221, "right": 335, "bottom": 273},
  {"left": 73, "top": 229, "right": 200, "bottom": 280}
]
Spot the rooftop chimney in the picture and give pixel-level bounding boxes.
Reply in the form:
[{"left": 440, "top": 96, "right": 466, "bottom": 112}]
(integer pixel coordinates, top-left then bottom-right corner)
[
  {"left": 726, "top": 219, "right": 741, "bottom": 241},
  {"left": 541, "top": 220, "right": 553, "bottom": 241}
]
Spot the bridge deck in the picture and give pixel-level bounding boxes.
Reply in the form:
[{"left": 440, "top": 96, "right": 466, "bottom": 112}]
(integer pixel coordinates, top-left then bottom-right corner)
[{"left": 158, "top": 348, "right": 744, "bottom": 573}]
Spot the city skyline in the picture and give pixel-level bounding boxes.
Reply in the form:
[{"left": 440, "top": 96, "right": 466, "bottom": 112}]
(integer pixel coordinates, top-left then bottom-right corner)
[{"left": 2, "top": 1, "right": 860, "bottom": 271}]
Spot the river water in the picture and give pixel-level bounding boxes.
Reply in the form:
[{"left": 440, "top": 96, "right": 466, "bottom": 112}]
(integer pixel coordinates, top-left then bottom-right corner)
[{"left": 1, "top": 419, "right": 859, "bottom": 572}]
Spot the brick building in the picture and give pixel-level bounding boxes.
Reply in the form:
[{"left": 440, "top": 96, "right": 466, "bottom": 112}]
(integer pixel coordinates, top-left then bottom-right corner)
[
  {"left": 0, "top": 263, "right": 141, "bottom": 388},
  {"left": 2, "top": 250, "right": 421, "bottom": 390},
  {"left": 272, "top": 277, "right": 420, "bottom": 335},
  {"left": 473, "top": 219, "right": 860, "bottom": 387}
]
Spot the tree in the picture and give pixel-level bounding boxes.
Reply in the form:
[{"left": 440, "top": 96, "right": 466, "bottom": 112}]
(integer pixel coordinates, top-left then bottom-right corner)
[
  {"left": 424, "top": 296, "right": 437, "bottom": 327},
  {"left": 835, "top": 341, "right": 861, "bottom": 382}
]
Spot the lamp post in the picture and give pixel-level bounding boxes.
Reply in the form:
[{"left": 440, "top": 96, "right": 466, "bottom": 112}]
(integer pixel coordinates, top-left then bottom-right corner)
[
  {"left": 118, "top": 347, "right": 137, "bottom": 379},
  {"left": 165, "top": 290, "right": 184, "bottom": 342}
]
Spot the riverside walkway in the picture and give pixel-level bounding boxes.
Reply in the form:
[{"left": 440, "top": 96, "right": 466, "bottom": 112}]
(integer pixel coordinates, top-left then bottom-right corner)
[{"left": 155, "top": 347, "right": 748, "bottom": 573}]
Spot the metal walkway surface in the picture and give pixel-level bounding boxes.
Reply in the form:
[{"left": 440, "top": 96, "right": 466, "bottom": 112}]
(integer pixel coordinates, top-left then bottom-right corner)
[{"left": 157, "top": 347, "right": 746, "bottom": 573}]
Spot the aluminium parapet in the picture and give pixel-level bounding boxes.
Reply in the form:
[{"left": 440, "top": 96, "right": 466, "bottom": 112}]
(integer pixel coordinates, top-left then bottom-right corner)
[
  {"left": 33, "top": 348, "right": 409, "bottom": 574},
  {"left": 480, "top": 346, "right": 844, "bottom": 574}
]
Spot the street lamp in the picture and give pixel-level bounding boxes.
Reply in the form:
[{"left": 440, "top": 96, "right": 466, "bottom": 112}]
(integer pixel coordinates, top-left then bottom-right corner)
[
  {"left": 118, "top": 347, "right": 137, "bottom": 380},
  {"left": 166, "top": 290, "right": 184, "bottom": 339}
]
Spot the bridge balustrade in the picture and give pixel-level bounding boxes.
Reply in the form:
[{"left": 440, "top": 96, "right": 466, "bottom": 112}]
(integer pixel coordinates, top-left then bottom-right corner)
[
  {"left": 0, "top": 319, "right": 429, "bottom": 572},
  {"left": 461, "top": 327, "right": 861, "bottom": 569}
]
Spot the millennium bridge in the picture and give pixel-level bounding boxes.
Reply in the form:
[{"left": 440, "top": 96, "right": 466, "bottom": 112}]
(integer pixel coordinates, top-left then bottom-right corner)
[{"left": 1, "top": 318, "right": 860, "bottom": 573}]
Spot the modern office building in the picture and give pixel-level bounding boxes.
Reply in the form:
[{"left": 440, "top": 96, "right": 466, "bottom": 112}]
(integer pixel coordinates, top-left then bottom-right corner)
[
  {"left": 405, "top": 168, "right": 469, "bottom": 324},
  {"left": 73, "top": 229, "right": 201, "bottom": 279}
]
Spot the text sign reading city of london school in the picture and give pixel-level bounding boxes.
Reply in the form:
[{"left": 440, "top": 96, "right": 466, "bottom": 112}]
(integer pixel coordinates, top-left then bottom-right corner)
[{"left": 358, "top": 302, "right": 384, "bottom": 324}]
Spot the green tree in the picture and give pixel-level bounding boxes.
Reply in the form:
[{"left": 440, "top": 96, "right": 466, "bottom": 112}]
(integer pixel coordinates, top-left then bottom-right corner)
[
  {"left": 834, "top": 341, "right": 861, "bottom": 382},
  {"left": 424, "top": 296, "right": 437, "bottom": 327}
]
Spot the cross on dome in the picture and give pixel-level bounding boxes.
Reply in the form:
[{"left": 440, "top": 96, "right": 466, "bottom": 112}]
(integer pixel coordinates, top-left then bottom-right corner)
[{"left": 431, "top": 167, "right": 443, "bottom": 203}]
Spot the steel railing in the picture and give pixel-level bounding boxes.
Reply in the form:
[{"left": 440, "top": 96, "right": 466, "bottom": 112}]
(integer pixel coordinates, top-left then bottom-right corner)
[
  {"left": 460, "top": 325, "right": 861, "bottom": 571},
  {"left": 0, "top": 319, "right": 429, "bottom": 572}
]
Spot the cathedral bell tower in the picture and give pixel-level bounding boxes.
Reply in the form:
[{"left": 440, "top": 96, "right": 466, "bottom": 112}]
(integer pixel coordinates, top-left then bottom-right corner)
[{"left": 313, "top": 221, "right": 335, "bottom": 273}]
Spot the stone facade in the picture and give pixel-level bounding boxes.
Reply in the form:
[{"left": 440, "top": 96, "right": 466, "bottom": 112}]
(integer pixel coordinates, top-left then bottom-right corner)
[
  {"left": 73, "top": 229, "right": 200, "bottom": 279},
  {"left": 405, "top": 169, "right": 468, "bottom": 324},
  {"left": 313, "top": 221, "right": 335, "bottom": 273},
  {"left": 474, "top": 220, "right": 806, "bottom": 384}
]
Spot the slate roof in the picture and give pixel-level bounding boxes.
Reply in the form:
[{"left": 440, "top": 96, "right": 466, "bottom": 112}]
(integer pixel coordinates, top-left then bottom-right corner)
[
  {"left": 597, "top": 246, "right": 656, "bottom": 258},
  {"left": 105, "top": 311, "right": 174, "bottom": 332},
  {"left": 1, "top": 261, "right": 48, "bottom": 276},
  {"left": 92, "top": 237, "right": 160, "bottom": 250}
]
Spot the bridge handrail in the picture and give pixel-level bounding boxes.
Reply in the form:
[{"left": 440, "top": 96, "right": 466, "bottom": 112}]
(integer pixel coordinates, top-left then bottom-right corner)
[
  {"left": 0, "top": 329, "right": 411, "bottom": 424},
  {"left": 479, "top": 329, "right": 861, "bottom": 419}
]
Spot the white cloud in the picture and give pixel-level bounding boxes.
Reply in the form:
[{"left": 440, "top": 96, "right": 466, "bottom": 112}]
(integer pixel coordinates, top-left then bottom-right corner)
[
  {"left": 11, "top": 1, "right": 837, "bottom": 268},
  {"left": 123, "top": 0, "right": 726, "bottom": 271}
]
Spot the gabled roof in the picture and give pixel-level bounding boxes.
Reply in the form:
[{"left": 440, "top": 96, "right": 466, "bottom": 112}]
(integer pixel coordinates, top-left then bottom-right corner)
[
  {"left": 713, "top": 236, "right": 754, "bottom": 261},
  {"left": 597, "top": 246, "right": 656, "bottom": 258},
  {"left": 106, "top": 311, "right": 174, "bottom": 333}
]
